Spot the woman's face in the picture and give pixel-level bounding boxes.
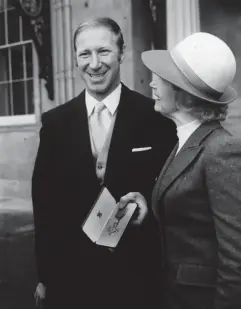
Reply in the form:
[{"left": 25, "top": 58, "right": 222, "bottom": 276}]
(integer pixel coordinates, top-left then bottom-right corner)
[{"left": 150, "top": 74, "right": 178, "bottom": 116}]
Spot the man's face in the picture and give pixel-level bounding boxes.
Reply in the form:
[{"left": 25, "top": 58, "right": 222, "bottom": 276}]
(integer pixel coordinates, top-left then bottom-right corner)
[{"left": 75, "top": 26, "right": 124, "bottom": 100}]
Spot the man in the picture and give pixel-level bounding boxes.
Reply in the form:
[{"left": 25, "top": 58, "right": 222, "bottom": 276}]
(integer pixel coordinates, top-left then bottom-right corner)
[{"left": 32, "top": 17, "right": 177, "bottom": 308}]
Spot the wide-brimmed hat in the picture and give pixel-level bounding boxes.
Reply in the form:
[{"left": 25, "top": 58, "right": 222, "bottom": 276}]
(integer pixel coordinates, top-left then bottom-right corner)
[{"left": 142, "top": 32, "right": 236, "bottom": 104}]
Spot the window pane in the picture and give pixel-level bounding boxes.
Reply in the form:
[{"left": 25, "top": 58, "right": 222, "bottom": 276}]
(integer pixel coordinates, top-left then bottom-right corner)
[
  {"left": 12, "top": 81, "right": 25, "bottom": 115},
  {"left": 0, "top": 49, "right": 9, "bottom": 82},
  {"left": 0, "top": 11, "right": 5, "bottom": 45},
  {"left": 0, "top": 2, "right": 38, "bottom": 120},
  {"left": 23, "top": 18, "right": 32, "bottom": 41},
  {"left": 11, "top": 45, "right": 23, "bottom": 80},
  {"left": 0, "top": 82, "right": 10, "bottom": 116},
  {"left": 7, "top": 0, "right": 15, "bottom": 9},
  {"left": 7, "top": 8, "right": 20, "bottom": 44},
  {"left": 25, "top": 43, "right": 33, "bottom": 78},
  {"left": 26, "top": 79, "right": 34, "bottom": 114},
  {"left": 0, "top": 1, "right": 3, "bottom": 10}
]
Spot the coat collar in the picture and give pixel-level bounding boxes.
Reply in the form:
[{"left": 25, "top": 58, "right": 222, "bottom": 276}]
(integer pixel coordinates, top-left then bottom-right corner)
[{"left": 157, "top": 121, "right": 221, "bottom": 199}]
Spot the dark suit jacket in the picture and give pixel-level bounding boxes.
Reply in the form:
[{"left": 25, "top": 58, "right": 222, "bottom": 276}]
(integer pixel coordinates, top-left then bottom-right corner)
[
  {"left": 32, "top": 84, "right": 177, "bottom": 307},
  {"left": 152, "top": 121, "right": 241, "bottom": 309}
]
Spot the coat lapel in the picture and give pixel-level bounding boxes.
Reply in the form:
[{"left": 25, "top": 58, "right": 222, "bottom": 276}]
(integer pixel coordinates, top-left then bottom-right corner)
[
  {"left": 104, "top": 85, "right": 136, "bottom": 184},
  {"left": 157, "top": 121, "right": 221, "bottom": 199},
  {"left": 152, "top": 142, "right": 179, "bottom": 217},
  {"left": 69, "top": 91, "right": 98, "bottom": 181}
]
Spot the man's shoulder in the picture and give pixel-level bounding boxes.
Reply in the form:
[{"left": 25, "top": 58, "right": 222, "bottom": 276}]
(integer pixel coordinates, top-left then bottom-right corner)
[
  {"left": 41, "top": 92, "right": 84, "bottom": 124},
  {"left": 122, "top": 84, "right": 177, "bottom": 137},
  {"left": 122, "top": 84, "right": 154, "bottom": 107},
  {"left": 122, "top": 84, "right": 160, "bottom": 121}
]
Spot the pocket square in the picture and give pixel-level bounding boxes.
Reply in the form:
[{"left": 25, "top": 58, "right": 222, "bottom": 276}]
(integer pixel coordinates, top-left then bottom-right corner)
[{"left": 132, "top": 147, "right": 152, "bottom": 152}]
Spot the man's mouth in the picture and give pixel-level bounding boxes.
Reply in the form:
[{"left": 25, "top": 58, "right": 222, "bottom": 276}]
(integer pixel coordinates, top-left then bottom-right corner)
[{"left": 88, "top": 72, "right": 107, "bottom": 79}]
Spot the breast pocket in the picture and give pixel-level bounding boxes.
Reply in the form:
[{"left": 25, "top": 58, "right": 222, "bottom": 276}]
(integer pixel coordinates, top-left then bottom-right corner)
[
  {"left": 129, "top": 149, "right": 158, "bottom": 189},
  {"left": 171, "top": 263, "right": 216, "bottom": 287},
  {"left": 130, "top": 149, "right": 153, "bottom": 168}
]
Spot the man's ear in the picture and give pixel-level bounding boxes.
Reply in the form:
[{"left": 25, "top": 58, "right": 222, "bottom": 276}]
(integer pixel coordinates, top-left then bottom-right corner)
[
  {"left": 119, "top": 44, "right": 126, "bottom": 63},
  {"left": 75, "top": 57, "right": 78, "bottom": 68}
]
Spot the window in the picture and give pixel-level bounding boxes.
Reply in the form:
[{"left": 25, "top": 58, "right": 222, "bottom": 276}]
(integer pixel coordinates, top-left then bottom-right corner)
[{"left": 0, "top": 0, "right": 39, "bottom": 126}]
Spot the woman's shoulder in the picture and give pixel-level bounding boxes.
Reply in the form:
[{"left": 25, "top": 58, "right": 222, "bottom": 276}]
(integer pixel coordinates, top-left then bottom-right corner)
[{"left": 204, "top": 125, "right": 241, "bottom": 157}]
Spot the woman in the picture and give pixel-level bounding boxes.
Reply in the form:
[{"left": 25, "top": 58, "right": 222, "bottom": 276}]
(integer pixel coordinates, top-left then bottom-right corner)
[{"left": 119, "top": 33, "right": 241, "bottom": 309}]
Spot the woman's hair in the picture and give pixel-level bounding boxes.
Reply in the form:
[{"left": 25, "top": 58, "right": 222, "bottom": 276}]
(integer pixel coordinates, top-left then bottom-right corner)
[
  {"left": 175, "top": 87, "right": 228, "bottom": 122},
  {"left": 73, "top": 17, "right": 125, "bottom": 53}
]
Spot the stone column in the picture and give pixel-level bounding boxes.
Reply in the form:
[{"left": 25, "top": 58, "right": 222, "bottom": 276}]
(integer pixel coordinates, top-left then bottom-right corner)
[
  {"left": 53, "top": 0, "right": 66, "bottom": 104},
  {"left": 51, "top": 0, "right": 74, "bottom": 105},
  {"left": 166, "top": 0, "right": 200, "bottom": 49},
  {"left": 50, "top": 0, "right": 59, "bottom": 105},
  {"left": 63, "top": 0, "right": 74, "bottom": 101}
]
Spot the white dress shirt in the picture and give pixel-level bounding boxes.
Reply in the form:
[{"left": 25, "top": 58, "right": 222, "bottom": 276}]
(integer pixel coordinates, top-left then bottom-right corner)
[
  {"left": 176, "top": 119, "right": 202, "bottom": 155},
  {"left": 85, "top": 83, "right": 122, "bottom": 133}
]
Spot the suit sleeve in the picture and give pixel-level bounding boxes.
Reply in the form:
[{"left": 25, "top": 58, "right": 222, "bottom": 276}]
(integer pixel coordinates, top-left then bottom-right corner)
[
  {"left": 32, "top": 115, "right": 55, "bottom": 285},
  {"left": 205, "top": 136, "right": 241, "bottom": 309}
]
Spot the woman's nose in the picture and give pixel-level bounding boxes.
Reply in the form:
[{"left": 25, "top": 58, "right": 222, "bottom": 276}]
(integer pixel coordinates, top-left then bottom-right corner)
[{"left": 89, "top": 53, "right": 101, "bottom": 70}]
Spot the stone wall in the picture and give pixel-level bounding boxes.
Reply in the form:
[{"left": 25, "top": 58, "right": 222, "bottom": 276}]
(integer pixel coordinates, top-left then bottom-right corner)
[
  {"left": 200, "top": 0, "right": 241, "bottom": 136},
  {"left": 71, "top": 0, "right": 154, "bottom": 97}
]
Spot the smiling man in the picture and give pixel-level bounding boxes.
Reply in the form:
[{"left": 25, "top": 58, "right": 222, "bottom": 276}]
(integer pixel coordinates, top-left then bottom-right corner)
[
  {"left": 32, "top": 17, "right": 177, "bottom": 308},
  {"left": 74, "top": 21, "right": 123, "bottom": 100}
]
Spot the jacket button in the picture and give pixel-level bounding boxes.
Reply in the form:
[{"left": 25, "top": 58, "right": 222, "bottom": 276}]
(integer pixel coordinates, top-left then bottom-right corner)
[{"left": 97, "top": 164, "right": 103, "bottom": 170}]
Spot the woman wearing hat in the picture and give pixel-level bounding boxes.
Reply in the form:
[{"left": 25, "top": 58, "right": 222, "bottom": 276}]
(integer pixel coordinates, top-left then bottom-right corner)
[{"left": 119, "top": 33, "right": 241, "bottom": 309}]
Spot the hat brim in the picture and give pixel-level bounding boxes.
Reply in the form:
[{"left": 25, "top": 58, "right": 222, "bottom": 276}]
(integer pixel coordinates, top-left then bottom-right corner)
[{"left": 141, "top": 50, "right": 236, "bottom": 104}]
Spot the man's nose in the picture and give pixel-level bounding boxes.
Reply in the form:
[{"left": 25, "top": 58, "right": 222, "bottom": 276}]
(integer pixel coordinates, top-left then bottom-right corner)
[{"left": 89, "top": 53, "right": 101, "bottom": 70}]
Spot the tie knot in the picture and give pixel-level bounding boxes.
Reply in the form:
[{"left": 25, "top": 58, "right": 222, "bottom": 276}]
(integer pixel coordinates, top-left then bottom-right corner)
[{"left": 94, "top": 102, "right": 105, "bottom": 114}]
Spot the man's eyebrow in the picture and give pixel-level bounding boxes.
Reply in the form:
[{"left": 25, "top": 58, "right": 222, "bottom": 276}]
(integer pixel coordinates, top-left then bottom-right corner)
[{"left": 78, "top": 49, "right": 89, "bottom": 53}]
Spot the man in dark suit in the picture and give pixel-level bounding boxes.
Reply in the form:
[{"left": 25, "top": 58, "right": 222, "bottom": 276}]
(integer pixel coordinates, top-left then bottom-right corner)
[{"left": 32, "top": 17, "right": 176, "bottom": 308}]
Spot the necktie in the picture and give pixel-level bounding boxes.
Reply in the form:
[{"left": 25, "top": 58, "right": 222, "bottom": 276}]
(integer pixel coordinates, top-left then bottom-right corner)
[{"left": 90, "top": 101, "right": 107, "bottom": 154}]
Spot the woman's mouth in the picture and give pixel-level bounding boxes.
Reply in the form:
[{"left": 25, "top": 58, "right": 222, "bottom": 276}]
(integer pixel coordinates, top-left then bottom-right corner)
[{"left": 153, "top": 93, "right": 160, "bottom": 100}]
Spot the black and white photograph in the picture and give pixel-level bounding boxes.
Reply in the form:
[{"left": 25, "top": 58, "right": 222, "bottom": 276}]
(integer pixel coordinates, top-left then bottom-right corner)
[{"left": 0, "top": 0, "right": 241, "bottom": 308}]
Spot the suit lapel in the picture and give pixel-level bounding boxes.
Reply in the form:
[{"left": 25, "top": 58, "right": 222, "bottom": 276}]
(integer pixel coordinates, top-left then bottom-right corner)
[
  {"left": 156, "top": 142, "right": 179, "bottom": 186},
  {"left": 157, "top": 121, "right": 221, "bottom": 199},
  {"left": 69, "top": 91, "right": 97, "bottom": 181},
  {"left": 152, "top": 142, "right": 179, "bottom": 217},
  {"left": 158, "top": 146, "right": 203, "bottom": 198},
  {"left": 104, "top": 85, "right": 135, "bottom": 183}
]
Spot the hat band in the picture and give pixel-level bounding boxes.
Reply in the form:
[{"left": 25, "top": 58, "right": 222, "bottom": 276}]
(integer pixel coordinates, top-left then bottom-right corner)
[{"left": 170, "top": 49, "right": 223, "bottom": 100}]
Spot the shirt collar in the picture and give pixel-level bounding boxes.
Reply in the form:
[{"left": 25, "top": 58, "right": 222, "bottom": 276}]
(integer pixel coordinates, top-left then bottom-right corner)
[
  {"left": 177, "top": 119, "right": 202, "bottom": 140},
  {"left": 85, "top": 83, "right": 122, "bottom": 117}
]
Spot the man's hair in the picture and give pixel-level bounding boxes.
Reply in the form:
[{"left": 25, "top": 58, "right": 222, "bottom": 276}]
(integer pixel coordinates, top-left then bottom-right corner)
[
  {"left": 73, "top": 17, "right": 125, "bottom": 53},
  {"left": 175, "top": 88, "right": 228, "bottom": 122}
]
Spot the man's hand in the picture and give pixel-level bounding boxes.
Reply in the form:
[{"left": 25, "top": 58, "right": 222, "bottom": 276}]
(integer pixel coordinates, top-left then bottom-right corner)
[
  {"left": 118, "top": 192, "right": 148, "bottom": 225},
  {"left": 34, "top": 282, "right": 46, "bottom": 308}
]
